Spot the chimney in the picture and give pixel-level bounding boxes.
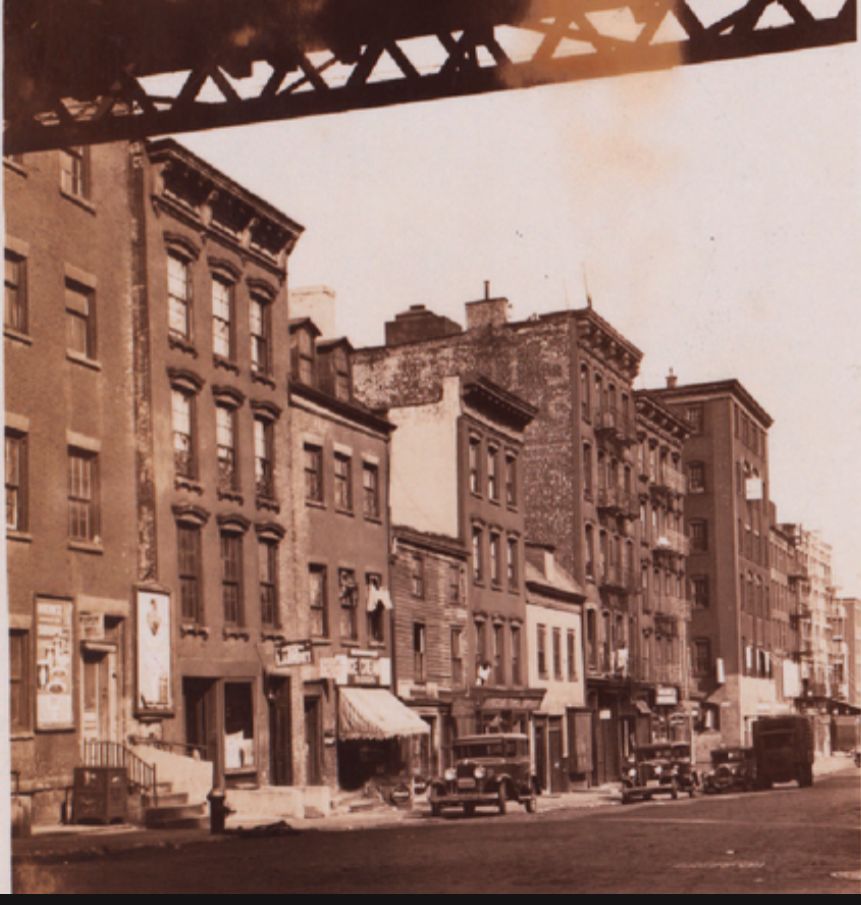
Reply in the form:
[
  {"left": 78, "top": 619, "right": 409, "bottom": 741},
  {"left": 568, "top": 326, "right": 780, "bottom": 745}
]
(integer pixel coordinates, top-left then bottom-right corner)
[
  {"left": 666, "top": 368, "right": 678, "bottom": 389},
  {"left": 465, "top": 284, "right": 509, "bottom": 331}
]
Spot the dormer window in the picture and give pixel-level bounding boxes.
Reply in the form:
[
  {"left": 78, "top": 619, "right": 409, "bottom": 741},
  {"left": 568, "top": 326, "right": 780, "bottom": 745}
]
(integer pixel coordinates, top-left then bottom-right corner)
[
  {"left": 290, "top": 321, "right": 320, "bottom": 387},
  {"left": 332, "top": 347, "right": 351, "bottom": 401}
]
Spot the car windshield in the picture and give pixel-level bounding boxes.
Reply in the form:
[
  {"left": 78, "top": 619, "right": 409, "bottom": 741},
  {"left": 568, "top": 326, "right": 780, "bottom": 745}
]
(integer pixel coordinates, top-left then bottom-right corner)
[
  {"left": 455, "top": 739, "right": 521, "bottom": 759},
  {"left": 638, "top": 746, "right": 672, "bottom": 760}
]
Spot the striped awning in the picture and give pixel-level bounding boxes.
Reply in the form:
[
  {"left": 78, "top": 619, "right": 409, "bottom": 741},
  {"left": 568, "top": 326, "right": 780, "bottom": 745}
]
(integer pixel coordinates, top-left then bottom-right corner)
[{"left": 339, "top": 688, "right": 431, "bottom": 741}]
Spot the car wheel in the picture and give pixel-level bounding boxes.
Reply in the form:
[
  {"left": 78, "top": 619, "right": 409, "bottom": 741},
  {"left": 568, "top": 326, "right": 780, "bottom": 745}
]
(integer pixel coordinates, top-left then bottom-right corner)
[
  {"left": 497, "top": 785, "right": 508, "bottom": 815},
  {"left": 524, "top": 796, "right": 537, "bottom": 814},
  {"left": 430, "top": 801, "right": 442, "bottom": 818},
  {"left": 621, "top": 792, "right": 630, "bottom": 805},
  {"left": 670, "top": 779, "right": 679, "bottom": 800}
]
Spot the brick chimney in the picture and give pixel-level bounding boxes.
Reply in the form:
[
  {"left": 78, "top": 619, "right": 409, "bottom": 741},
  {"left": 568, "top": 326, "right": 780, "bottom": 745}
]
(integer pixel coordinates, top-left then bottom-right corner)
[
  {"left": 666, "top": 368, "right": 678, "bottom": 389},
  {"left": 465, "top": 284, "right": 509, "bottom": 331}
]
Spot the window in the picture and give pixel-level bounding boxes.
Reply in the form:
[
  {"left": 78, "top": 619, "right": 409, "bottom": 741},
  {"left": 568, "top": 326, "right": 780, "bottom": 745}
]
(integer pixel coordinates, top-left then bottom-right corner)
[
  {"left": 5, "top": 251, "right": 26, "bottom": 333},
  {"left": 254, "top": 418, "right": 274, "bottom": 500},
  {"left": 586, "top": 609, "right": 597, "bottom": 671},
  {"left": 309, "top": 565, "right": 328, "bottom": 637},
  {"left": 469, "top": 436, "right": 481, "bottom": 495},
  {"left": 304, "top": 444, "right": 323, "bottom": 503},
  {"left": 567, "top": 629, "right": 578, "bottom": 682},
  {"left": 493, "top": 624, "right": 505, "bottom": 685},
  {"left": 292, "top": 327, "right": 315, "bottom": 386},
  {"left": 585, "top": 524, "right": 596, "bottom": 581},
  {"left": 5, "top": 432, "right": 27, "bottom": 531},
  {"left": 60, "top": 146, "right": 90, "bottom": 199},
  {"left": 487, "top": 446, "right": 499, "bottom": 500},
  {"left": 366, "top": 574, "right": 385, "bottom": 643},
  {"left": 339, "top": 569, "right": 358, "bottom": 640},
  {"left": 66, "top": 280, "right": 96, "bottom": 360},
  {"left": 507, "top": 537, "right": 519, "bottom": 590},
  {"left": 489, "top": 532, "right": 502, "bottom": 586},
  {"left": 451, "top": 628, "right": 464, "bottom": 686},
  {"left": 68, "top": 449, "right": 98, "bottom": 542},
  {"left": 553, "top": 627, "right": 563, "bottom": 681},
  {"left": 178, "top": 523, "right": 203, "bottom": 622},
  {"left": 168, "top": 253, "right": 192, "bottom": 341},
  {"left": 259, "top": 540, "right": 278, "bottom": 627},
  {"left": 362, "top": 462, "right": 379, "bottom": 519},
  {"left": 449, "top": 565, "right": 461, "bottom": 605},
  {"left": 221, "top": 532, "right": 244, "bottom": 625},
  {"left": 216, "top": 405, "right": 238, "bottom": 493},
  {"left": 505, "top": 453, "right": 517, "bottom": 507},
  {"left": 334, "top": 453, "right": 352, "bottom": 511},
  {"left": 690, "top": 520, "right": 708, "bottom": 553},
  {"left": 510, "top": 625, "right": 522, "bottom": 685},
  {"left": 693, "top": 639, "right": 711, "bottom": 676},
  {"left": 410, "top": 554, "right": 424, "bottom": 598},
  {"left": 687, "top": 405, "right": 703, "bottom": 434},
  {"left": 9, "top": 631, "right": 29, "bottom": 734},
  {"left": 472, "top": 524, "right": 484, "bottom": 583},
  {"left": 537, "top": 624, "right": 548, "bottom": 679},
  {"left": 414, "top": 623, "right": 427, "bottom": 682},
  {"left": 580, "top": 363, "right": 590, "bottom": 421},
  {"left": 249, "top": 294, "right": 272, "bottom": 378},
  {"left": 212, "top": 276, "right": 235, "bottom": 360},
  {"left": 332, "top": 347, "right": 351, "bottom": 401},
  {"left": 475, "top": 619, "right": 488, "bottom": 673},
  {"left": 224, "top": 682, "right": 255, "bottom": 772},
  {"left": 692, "top": 576, "right": 709, "bottom": 609},
  {"left": 172, "top": 389, "right": 196, "bottom": 481},
  {"left": 689, "top": 461, "right": 705, "bottom": 492},
  {"left": 583, "top": 443, "right": 593, "bottom": 499}
]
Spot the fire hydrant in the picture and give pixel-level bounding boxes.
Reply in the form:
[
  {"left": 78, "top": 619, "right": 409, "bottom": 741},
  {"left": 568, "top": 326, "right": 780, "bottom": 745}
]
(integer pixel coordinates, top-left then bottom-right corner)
[{"left": 207, "top": 787, "right": 232, "bottom": 835}]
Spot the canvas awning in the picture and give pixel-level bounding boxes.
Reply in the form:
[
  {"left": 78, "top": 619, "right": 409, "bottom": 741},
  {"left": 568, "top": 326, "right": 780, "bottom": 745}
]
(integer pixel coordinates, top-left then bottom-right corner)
[{"left": 339, "top": 687, "right": 431, "bottom": 741}]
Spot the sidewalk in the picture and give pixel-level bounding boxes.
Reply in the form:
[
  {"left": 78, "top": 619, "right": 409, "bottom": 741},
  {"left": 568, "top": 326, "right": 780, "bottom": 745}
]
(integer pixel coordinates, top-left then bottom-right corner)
[{"left": 12, "top": 755, "right": 855, "bottom": 867}]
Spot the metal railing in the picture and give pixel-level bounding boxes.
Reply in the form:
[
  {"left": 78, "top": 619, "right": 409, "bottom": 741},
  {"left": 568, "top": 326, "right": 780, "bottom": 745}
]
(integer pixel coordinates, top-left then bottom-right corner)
[
  {"left": 83, "top": 740, "right": 158, "bottom": 804},
  {"left": 128, "top": 735, "right": 208, "bottom": 760}
]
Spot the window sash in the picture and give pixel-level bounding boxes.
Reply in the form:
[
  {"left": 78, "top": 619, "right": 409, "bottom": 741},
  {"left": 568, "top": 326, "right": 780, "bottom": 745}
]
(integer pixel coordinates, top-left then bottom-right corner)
[
  {"left": 172, "top": 391, "right": 195, "bottom": 479},
  {"left": 259, "top": 542, "right": 278, "bottom": 626},
  {"left": 553, "top": 627, "right": 563, "bottom": 680},
  {"left": 334, "top": 455, "right": 352, "bottom": 510},
  {"left": 216, "top": 407, "right": 237, "bottom": 491},
  {"left": 451, "top": 629, "right": 463, "bottom": 685},
  {"left": 68, "top": 452, "right": 97, "bottom": 541},
  {"left": 254, "top": 419, "right": 274, "bottom": 498},
  {"left": 362, "top": 464, "right": 379, "bottom": 518},
  {"left": 414, "top": 623, "right": 426, "bottom": 681},
  {"left": 339, "top": 570, "right": 358, "bottom": 640},
  {"left": 510, "top": 627, "right": 521, "bottom": 685},
  {"left": 9, "top": 631, "right": 28, "bottom": 732},
  {"left": 567, "top": 630, "right": 577, "bottom": 681},
  {"left": 537, "top": 625, "right": 548, "bottom": 678},
  {"left": 5, "top": 434, "right": 24, "bottom": 530},
  {"left": 168, "top": 255, "right": 191, "bottom": 339},
  {"left": 250, "top": 297, "right": 272, "bottom": 376},
  {"left": 221, "top": 534, "right": 244, "bottom": 625},
  {"left": 304, "top": 446, "right": 323, "bottom": 502},
  {"left": 178, "top": 525, "right": 202, "bottom": 622},
  {"left": 4, "top": 252, "right": 26, "bottom": 332},
  {"left": 310, "top": 566, "right": 328, "bottom": 637},
  {"left": 212, "top": 278, "right": 233, "bottom": 359},
  {"left": 493, "top": 625, "right": 504, "bottom": 685},
  {"left": 60, "top": 147, "right": 88, "bottom": 198}
]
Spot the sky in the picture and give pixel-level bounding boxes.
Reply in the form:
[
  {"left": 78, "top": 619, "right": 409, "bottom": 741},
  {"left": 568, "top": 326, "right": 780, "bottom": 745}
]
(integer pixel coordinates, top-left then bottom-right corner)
[{"left": 178, "top": 31, "right": 861, "bottom": 597}]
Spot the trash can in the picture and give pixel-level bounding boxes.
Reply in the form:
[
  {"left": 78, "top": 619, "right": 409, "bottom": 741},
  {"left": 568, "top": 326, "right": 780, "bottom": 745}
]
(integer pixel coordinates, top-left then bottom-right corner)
[{"left": 73, "top": 766, "right": 128, "bottom": 824}]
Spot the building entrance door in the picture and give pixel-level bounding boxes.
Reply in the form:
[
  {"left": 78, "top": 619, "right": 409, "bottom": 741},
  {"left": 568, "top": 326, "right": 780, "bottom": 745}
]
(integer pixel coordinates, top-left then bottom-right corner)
[
  {"left": 268, "top": 677, "right": 293, "bottom": 786},
  {"left": 81, "top": 647, "right": 118, "bottom": 746},
  {"left": 184, "top": 678, "right": 219, "bottom": 773},
  {"left": 304, "top": 696, "right": 322, "bottom": 786},
  {"left": 534, "top": 719, "right": 548, "bottom": 791},
  {"left": 549, "top": 718, "right": 565, "bottom": 792}
]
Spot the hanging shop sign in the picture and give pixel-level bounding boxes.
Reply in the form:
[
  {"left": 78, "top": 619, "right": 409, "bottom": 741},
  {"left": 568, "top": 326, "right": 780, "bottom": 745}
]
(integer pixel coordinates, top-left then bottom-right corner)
[
  {"left": 136, "top": 589, "right": 172, "bottom": 715},
  {"left": 275, "top": 641, "right": 313, "bottom": 668},
  {"left": 656, "top": 686, "right": 679, "bottom": 706},
  {"left": 319, "top": 652, "right": 391, "bottom": 687},
  {"left": 36, "top": 599, "right": 74, "bottom": 730}
]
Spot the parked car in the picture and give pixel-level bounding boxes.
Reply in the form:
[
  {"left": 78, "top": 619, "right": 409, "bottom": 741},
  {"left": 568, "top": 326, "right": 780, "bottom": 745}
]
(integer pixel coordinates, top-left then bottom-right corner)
[
  {"left": 428, "top": 733, "right": 538, "bottom": 817},
  {"left": 702, "top": 746, "right": 757, "bottom": 794},
  {"left": 620, "top": 742, "right": 698, "bottom": 804}
]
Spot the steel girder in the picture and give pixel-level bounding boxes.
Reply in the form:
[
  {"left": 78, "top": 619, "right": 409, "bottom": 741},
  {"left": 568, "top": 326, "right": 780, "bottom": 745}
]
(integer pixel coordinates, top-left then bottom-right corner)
[{"left": 4, "top": 0, "right": 857, "bottom": 154}]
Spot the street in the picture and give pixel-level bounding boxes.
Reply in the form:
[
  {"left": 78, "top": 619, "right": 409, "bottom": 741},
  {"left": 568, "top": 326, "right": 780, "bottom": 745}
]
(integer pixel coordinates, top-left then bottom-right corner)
[{"left": 13, "top": 768, "right": 860, "bottom": 895}]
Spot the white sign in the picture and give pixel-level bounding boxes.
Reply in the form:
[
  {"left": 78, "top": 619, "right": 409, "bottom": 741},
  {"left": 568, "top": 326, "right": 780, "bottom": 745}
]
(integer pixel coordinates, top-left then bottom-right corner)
[
  {"left": 79, "top": 612, "right": 105, "bottom": 641},
  {"left": 656, "top": 686, "right": 679, "bottom": 706},
  {"left": 746, "top": 477, "right": 763, "bottom": 500},
  {"left": 599, "top": 709, "right": 612, "bottom": 721},
  {"left": 137, "top": 590, "right": 172, "bottom": 712},
  {"left": 320, "top": 654, "right": 391, "bottom": 687},
  {"left": 36, "top": 600, "right": 74, "bottom": 730},
  {"left": 275, "top": 642, "right": 313, "bottom": 667}
]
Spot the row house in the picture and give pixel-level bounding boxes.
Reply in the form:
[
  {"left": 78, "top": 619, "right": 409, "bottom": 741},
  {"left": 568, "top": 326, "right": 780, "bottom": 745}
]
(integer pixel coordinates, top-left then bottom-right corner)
[
  {"left": 5, "top": 146, "right": 139, "bottom": 824},
  {"left": 352, "top": 295, "right": 694, "bottom": 784},
  {"left": 287, "top": 313, "right": 428, "bottom": 796},
  {"left": 768, "top": 516, "right": 804, "bottom": 707},
  {"left": 633, "top": 391, "right": 692, "bottom": 744},
  {"left": 650, "top": 375, "right": 779, "bottom": 751},
  {"left": 524, "top": 544, "right": 588, "bottom": 793},
  {"left": 382, "top": 374, "right": 544, "bottom": 749}
]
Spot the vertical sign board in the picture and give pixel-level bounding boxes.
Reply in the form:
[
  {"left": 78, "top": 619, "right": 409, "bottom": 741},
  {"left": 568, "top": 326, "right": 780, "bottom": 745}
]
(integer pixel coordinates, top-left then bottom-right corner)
[
  {"left": 36, "top": 600, "right": 74, "bottom": 730},
  {"left": 137, "top": 590, "right": 172, "bottom": 713}
]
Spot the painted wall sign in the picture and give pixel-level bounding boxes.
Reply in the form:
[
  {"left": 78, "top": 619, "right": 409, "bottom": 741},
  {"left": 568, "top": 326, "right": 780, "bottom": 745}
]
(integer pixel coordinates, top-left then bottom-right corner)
[
  {"left": 137, "top": 590, "right": 172, "bottom": 713},
  {"left": 36, "top": 599, "right": 74, "bottom": 730},
  {"left": 320, "top": 654, "right": 391, "bottom": 687}
]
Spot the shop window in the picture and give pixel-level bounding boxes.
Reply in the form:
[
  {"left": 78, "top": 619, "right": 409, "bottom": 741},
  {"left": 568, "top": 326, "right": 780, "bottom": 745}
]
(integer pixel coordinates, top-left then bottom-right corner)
[{"left": 224, "top": 682, "right": 255, "bottom": 773}]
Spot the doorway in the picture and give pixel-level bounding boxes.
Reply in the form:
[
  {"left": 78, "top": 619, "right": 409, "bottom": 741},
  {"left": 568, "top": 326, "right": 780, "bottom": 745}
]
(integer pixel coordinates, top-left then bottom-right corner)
[
  {"left": 184, "top": 677, "right": 219, "bottom": 769},
  {"left": 304, "top": 696, "right": 322, "bottom": 786},
  {"left": 81, "top": 647, "right": 118, "bottom": 746},
  {"left": 268, "top": 677, "right": 293, "bottom": 786}
]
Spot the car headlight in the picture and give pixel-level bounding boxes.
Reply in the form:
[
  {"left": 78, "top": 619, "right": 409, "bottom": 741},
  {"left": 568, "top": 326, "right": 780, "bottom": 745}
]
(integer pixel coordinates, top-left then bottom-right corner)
[
  {"left": 444, "top": 768, "right": 456, "bottom": 782},
  {"left": 474, "top": 766, "right": 487, "bottom": 780},
  {"left": 654, "top": 765, "right": 662, "bottom": 775},
  {"left": 628, "top": 768, "right": 637, "bottom": 779}
]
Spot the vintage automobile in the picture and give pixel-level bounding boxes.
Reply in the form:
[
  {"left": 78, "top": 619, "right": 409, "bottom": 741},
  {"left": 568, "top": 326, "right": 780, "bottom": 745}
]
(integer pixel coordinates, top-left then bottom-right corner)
[
  {"left": 701, "top": 746, "right": 757, "bottom": 794},
  {"left": 620, "top": 742, "right": 699, "bottom": 805},
  {"left": 428, "top": 733, "right": 538, "bottom": 817}
]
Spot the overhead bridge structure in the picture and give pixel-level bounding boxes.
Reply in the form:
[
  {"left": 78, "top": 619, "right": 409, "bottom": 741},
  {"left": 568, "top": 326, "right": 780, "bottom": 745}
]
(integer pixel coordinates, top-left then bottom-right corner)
[{"left": 4, "top": 0, "right": 857, "bottom": 153}]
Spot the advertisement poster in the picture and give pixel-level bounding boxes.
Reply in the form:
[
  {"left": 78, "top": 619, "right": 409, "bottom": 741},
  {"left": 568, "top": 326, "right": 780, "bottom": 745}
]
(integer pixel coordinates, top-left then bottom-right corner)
[
  {"left": 36, "top": 599, "right": 74, "bottom": 730},
  {"left": 137, "top": 589, "right": 172, "bottom": 712}
]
